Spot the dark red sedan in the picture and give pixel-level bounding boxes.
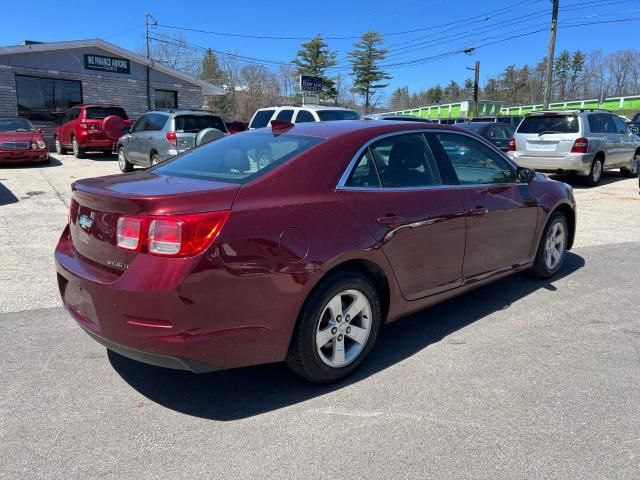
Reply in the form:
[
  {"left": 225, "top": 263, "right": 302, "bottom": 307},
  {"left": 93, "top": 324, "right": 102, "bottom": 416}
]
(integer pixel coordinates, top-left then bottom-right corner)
[
  {"left": 0, "top": 117, "right": 49, "bottom": 164},
  {"left": 55, "top": 120, "right": 576, "bottom": 383}
]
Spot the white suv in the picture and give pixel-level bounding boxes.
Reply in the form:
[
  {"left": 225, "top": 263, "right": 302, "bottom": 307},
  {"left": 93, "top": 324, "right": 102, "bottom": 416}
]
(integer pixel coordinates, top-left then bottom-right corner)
[
  {"left": 248, "top": 105, "right": 360, "bottom": 129},
  {"left": 508, "top": 110, "right": 640, "bottom": 186}
]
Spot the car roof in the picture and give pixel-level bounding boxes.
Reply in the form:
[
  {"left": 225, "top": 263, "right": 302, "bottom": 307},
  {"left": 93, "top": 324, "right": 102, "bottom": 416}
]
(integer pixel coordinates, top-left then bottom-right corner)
[{"left": 149, "top": 109, "right": 221, "bottom": 116}]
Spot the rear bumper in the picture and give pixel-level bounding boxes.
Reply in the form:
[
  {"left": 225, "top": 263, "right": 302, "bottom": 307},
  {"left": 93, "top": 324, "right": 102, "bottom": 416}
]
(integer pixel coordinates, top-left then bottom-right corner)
[
  {"left": 80, "top": 324, "right": 220, "bottom": 373},
  {"left": 0, "top": 149, "right": 48, "bottom": 163},
  {"left": 508, "top": 152, "right": 595, "bottom": 175},
  {"left": 54, "top": 226, "right": 308, "bottom": 372},
  {"left": 76, "top": 131, "right": 116, "bottom": 149}
]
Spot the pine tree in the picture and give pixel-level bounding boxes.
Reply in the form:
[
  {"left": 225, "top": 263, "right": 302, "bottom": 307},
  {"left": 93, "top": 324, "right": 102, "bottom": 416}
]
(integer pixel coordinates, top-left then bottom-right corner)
[
  {"left": 201, "top": 48, "right": 227, "bottom": 85},
  {"left": 292, "top": 35, "right": 338, "bottom": 101},
  {"left": 554, "top": 50, "right": 571, "bottom": 100},
  {"left": 349, "top": 31, "right": 391, "bottom": 113}
]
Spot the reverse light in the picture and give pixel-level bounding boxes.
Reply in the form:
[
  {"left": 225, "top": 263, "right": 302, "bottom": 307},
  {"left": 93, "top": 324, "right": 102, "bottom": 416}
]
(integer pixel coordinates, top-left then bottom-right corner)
[
  {"left": 508, "top": 137, "right": 516, "bottom": 152},
  {"left": 571, "top": 137, "right": 589, "bottom": 153},
  {"left": 117, "top": 217, "right": 142, "bottom": 251},
  {"left": 116, "top": 211, "right": 230, "bottom": 257},
  {"left": 148, "top": 219, "right": 182, "bottom": 255},
  {"left": 165, "top": 131, "right": 177, "bottom": 146}
]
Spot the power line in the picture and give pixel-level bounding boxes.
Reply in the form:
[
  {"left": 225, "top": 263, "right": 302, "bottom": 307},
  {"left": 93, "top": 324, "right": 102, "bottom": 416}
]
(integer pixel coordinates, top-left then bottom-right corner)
[{"left": 153, "top": 0, "right": 543, "bottom": 41}]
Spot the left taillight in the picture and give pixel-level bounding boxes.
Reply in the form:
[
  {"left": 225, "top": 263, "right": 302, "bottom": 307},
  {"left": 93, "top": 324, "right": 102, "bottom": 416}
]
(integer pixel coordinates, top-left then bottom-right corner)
[
  {"left": 116, "top": 211, "right": 229, "bottom": 257},
  {"left": 508, "top": 137, "right": 516, "bottom": 152}
]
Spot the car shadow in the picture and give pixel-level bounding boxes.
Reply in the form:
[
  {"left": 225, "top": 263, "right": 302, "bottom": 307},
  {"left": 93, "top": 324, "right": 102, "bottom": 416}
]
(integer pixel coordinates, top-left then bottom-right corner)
[
  {"left": 0, "top": 157, "right": 62, "bottom": 169},
  {"left": 550, "top": 171, "right": 630, "bottom": 189},
  {"left": 110, "top": 251, "right": 585, "bottom": 421},
  {"left": 0, "top": 181, "right": 19, "bottom": 206}
]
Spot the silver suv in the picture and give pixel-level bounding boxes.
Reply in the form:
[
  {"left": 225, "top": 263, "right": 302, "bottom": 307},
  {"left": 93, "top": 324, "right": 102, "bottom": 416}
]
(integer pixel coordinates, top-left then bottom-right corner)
[
  {"left": 117, "top": 110, "right": 227, "bottom": 172},
  {"left": 508, "top": 110, "right": 640, "bottom": 186}
]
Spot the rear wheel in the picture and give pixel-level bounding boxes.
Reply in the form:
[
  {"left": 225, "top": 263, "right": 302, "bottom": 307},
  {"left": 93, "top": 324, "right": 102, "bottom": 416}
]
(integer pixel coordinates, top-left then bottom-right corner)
[
  {"left": 584, "top": 157, "right": 603, "bottom": 186},
  {"left": 620, "top": 152, "right": 639, "bottom": 177},
  {"left": 72, "top": 136, "right": 85, "bottom": 159},
  {"left": 54, "top": 138, "right": 67, "bottom": 155},
  {"left": 118, "top": 147, "right": 133, "bottom": 173},
  {"left": 150, "top": 153, "right": 160, "bottom": 166},
  {"left": 286, "top": 271, "right": 382, "bottom": 383},
  {"left": 529, "top": 212, "right": 568, "bottom": 278}
]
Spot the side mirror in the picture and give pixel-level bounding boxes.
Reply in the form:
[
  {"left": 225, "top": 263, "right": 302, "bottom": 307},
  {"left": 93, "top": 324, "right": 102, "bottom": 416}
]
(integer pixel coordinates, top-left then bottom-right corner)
[{"left": 516, "top": 167, "right": 535, "bottom": 183}]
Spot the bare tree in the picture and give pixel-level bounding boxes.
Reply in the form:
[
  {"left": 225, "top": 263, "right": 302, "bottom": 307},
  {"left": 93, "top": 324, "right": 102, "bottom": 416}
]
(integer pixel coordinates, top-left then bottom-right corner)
[
  {"left": 607, "top": 50, "right": 636, "bottom": 96},
  {"left": 143, "top": 33, "right": 203, "bottom": 78}
]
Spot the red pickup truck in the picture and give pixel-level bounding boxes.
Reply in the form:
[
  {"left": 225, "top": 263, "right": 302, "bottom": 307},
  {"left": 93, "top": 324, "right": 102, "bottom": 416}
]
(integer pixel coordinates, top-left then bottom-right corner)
[{"left": 54, "top": 105, "right": 133, "bottom": 158}]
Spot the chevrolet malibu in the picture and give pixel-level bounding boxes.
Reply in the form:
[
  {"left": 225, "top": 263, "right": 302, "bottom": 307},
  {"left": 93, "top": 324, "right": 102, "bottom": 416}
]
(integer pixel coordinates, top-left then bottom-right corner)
[{"left": 55, "top": 120, "right": 576, "bottom": 383}]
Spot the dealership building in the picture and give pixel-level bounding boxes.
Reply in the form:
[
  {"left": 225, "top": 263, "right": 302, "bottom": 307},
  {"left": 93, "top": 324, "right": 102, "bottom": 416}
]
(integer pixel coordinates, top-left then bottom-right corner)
[{"left": 0, "top": 39, "right": 225, "bottom": 143}]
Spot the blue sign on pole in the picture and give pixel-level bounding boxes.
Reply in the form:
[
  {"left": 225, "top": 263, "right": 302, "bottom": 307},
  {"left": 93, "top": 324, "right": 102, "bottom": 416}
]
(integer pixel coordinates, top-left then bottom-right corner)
[{"left": 300, "top": 75, "right": 323, "bottom": 92}]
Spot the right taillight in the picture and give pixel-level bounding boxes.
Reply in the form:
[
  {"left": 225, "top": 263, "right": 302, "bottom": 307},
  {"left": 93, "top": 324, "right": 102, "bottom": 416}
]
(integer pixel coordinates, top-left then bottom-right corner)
[
  {"left": 508, "top": 137, "right": 516, "bottom": 152},
  {"left": 571, "top": 137, "right": 589, "bottom": 153},
  {"left": 116, "top": 211, "right": 229, "bottom": 257},
  {"left": 165, "top": 131, "right": 177, "bottom": 146},
  {"left": 117, "top": 217, "right": 142, "bottom": 251}
]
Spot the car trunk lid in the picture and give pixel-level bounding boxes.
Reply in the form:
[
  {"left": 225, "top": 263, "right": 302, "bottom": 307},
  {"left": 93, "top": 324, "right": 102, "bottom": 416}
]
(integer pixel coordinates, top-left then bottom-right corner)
[{"left": 69, "top": 171, "right": 239, "bottom": 272}]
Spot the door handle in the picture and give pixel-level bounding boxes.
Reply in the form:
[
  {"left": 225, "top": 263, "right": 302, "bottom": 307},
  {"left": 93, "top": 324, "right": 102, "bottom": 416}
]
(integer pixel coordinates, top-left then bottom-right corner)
[
  {"left": 468, "top": 206, "right": 488, "bottom": 217},
  {"left": 377, "top": 215, "right": 404, "bottom": 228}
]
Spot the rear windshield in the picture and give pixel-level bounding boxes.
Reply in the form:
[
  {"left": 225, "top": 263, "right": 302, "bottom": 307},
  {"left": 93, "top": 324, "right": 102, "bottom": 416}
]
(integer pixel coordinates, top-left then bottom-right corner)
[
  {"left": 174, "top": 115, "right": 226, "bottom": 133},
  {"left": 250, "top": 110, "right": 275, "bottom": 129},
  {"left": 316, "top": 110, "right": 360, "bottom": 121},
  {"left": 517, "top": 115, "right": 579, "bottom": 134},
  {"left": 0, "top": 118, "right": 33, "bottom": 132},
  {"left": 153, "top": 132, "right": 323, "bottom": 183},
  {"left": 85, "top": 107, "right": 128, "bottom": 120}
]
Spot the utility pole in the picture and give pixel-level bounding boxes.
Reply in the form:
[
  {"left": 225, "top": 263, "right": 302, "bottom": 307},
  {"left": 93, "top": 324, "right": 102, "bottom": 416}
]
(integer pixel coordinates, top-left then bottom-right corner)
[
  {"left": 473, "top": 61, "right": 480, "bottom": 118},
  {"left": 466, "top": 61, "right": 480, "bottom": 118},
  {"left": 543, "top": 0, "right": 560, "bottom": 109},
  {"left": 144, "top": 13, "right": 156, "bottom": 111}
]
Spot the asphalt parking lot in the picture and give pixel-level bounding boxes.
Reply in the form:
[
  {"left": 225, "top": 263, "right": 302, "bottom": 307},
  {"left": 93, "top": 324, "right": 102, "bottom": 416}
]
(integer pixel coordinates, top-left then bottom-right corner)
[{"left": 1, "top": 154, "right": 639, "bottom": 479}]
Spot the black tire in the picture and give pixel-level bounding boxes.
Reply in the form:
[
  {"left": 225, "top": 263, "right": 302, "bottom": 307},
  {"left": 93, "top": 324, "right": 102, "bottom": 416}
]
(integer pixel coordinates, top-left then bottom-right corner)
[
  {"left": 118, "top": 147, "right": 133, "bottom": 173},
  {"left": 529, "top": 212, "right": 569, "bottom": 279},
  {"left": 54, "top": 138, "right": 67, "bottom": 155},
  {"left": 286, "top": 271, "right": 382, "bottom": 384},
  {"left": 584, "top": 157, "right": 603, "bottom": 186},
  {"left": 72, "top": 137, "right": 85, "bottom": 159}
]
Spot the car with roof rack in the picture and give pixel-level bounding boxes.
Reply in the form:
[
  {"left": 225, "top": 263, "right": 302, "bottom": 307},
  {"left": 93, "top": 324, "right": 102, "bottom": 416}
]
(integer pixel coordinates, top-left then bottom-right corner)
[
  {"left": 508, "top": 109, "right": 640, "bottom": 186},
  {"left": 54, "top": 104, "right": 133, "bottom": 158},
  {"left": 116, "top": 109, "right": 228, "bottom": 172},
  {"left": 248, "top": 105, "right": 360, "bottom": 129}
]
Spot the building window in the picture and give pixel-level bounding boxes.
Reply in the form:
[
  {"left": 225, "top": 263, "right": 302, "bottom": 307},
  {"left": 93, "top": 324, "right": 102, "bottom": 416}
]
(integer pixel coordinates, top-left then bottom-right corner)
[
  {"left": 155, "top": 89, "right": 177, "bottom": 109},
  {"left": 15, "top": 75, "right": 82, "bottom": 122}
]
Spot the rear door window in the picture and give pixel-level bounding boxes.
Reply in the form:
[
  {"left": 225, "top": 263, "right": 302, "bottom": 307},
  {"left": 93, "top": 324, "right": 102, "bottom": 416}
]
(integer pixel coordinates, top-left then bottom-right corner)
[
  {"left": 154, "top": 132, "right": 323, "bottom": 183},
  {"left": 275, "top": 110, "right": 294, "bottom": 122},
  {"left": 517, "top": 115, "right": 579, "bottom": 134},
  {"left": 369, "top": 133, "right": 442, "bottom": 188},
  {"left": 84, "top": 107, "right": 128, "bottom": 120},
  {"left": 316, "top": 110, "right": 360, "bottom": 121},
  {"left": 611, "top": 115, "right": 628, "bottom": 134},
  {"left": 295, "top": 110, "right": 315, "bottom": 123},
  {"left": 250, "top": 110, "right": 275, "bottom": 129},
  {"left": 174, "top": 115, "right": 226, "bottom": 132}
]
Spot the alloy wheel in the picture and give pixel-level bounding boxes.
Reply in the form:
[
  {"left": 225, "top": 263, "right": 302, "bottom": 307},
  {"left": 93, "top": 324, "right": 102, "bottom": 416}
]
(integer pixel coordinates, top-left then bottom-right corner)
[
  {"left": 544, "top": 220, "right": 566, "bottom": 271},
  {"left": 592, "top": 160, "right": 603, "bottom": 184},
  {"left": 72, "top": 138, "right": 79, "bottom": 156},
  {"left": 315, "top": 289, "right": 372, "bottom": 368},
  {"left": 118, "top": 149, "right": 126, "bottom": 170}
]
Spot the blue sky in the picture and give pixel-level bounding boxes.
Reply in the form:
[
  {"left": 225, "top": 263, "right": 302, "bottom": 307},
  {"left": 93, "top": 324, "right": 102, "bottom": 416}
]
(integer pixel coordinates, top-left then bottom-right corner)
[{"left": 1, "top": 0, "right": 638, "bottom": 94}]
